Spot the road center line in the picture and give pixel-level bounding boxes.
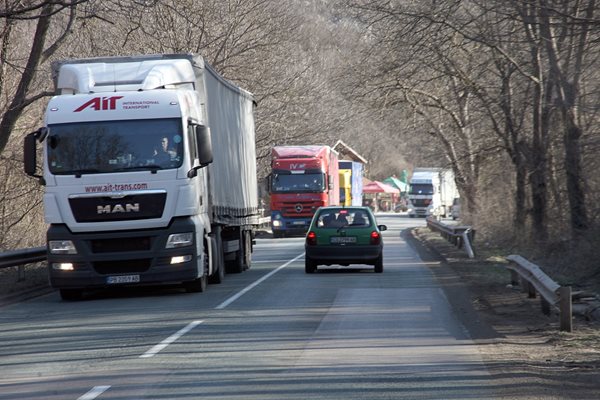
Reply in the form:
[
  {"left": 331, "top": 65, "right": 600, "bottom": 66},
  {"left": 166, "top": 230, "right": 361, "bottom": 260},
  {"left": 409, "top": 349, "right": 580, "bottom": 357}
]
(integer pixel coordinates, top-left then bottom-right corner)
[
  {"left": 139, "top": 320, "right": 204, "bottom": 358},
  {"left": 215, "top": 253, "right": 304, "bottom": 310},
  {"left": 77, "top": 385, "right": 110, "bottom": 400}
]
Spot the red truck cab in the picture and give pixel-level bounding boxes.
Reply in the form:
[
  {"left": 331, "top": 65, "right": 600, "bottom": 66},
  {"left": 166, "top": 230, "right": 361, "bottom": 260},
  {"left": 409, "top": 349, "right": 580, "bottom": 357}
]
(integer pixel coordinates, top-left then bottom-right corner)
[{"left": 269, "top": 146, "right": 340, "bottom": 237}]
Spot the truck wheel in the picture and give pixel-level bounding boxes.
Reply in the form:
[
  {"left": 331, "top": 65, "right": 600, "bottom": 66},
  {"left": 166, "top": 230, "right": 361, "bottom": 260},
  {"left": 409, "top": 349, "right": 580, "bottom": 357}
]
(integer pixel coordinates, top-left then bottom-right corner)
[
  {"left": 226, "top": 230, "right": 246, "bottom": 274},
  {"left": 305, "top": 257, "right": 317, "bottom": 274},
  {"left": 186, "top": 243, "right": 209, "bottom": 292},
  {"left": 374, "top": 255, "right": 383, "bottom": 273},
  {"left": 184, "top": 275, "right": 207, "bottom": 293},
  {"left": 60, "top": 289, "right": 83, "bottom": 301},
  {"left": 208, "top": 237, "right": 225, "bottom": 284},
  {"left": 243, "top": 230, "right": 252, "bottom": 271}
]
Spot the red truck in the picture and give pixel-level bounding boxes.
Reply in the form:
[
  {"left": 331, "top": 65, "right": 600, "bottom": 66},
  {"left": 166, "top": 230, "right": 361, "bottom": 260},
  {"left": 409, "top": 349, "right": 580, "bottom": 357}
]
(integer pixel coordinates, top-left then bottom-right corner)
[{"left": 269, "top": 145, "right": 340, "bottom": 237}]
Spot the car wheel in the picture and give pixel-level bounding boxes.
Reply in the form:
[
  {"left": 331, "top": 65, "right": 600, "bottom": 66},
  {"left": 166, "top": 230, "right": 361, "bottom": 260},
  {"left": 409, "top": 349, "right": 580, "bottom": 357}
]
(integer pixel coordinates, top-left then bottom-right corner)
[
  {"left": 374, "top": 255, "right": 383, "bottom": 273},
  {"left": 305, "top": 256, "right": 317, "bottom": 274}
]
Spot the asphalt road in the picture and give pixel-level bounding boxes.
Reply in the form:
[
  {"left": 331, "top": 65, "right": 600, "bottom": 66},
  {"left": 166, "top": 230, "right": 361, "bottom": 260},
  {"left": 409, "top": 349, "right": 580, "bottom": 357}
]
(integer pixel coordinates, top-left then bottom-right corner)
[{"left": 0, "top": 214, "right": 507, "bottom": 399}]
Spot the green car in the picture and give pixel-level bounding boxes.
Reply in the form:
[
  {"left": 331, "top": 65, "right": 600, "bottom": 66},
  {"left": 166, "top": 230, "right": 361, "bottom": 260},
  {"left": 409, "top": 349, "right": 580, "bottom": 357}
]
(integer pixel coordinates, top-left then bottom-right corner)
[{"left": 304, "top": 206, "right": 387, "bottom": 273}]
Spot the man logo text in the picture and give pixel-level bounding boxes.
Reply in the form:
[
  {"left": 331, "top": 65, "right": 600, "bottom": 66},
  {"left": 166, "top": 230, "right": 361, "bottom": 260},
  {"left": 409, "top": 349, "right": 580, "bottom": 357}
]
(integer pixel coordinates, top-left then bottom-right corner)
[{"left": 97, "top": 203, "right": 140, "bottom": 214}]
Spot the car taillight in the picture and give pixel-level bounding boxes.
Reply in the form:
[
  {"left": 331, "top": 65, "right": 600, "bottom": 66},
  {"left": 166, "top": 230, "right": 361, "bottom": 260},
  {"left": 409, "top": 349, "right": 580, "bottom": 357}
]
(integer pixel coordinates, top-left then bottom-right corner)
[
  {"left": 370, "top": 231, "right": 381, "bottom": 245},
  {"left": 306, "top": 231, "right": 317, "bottom": 245}
]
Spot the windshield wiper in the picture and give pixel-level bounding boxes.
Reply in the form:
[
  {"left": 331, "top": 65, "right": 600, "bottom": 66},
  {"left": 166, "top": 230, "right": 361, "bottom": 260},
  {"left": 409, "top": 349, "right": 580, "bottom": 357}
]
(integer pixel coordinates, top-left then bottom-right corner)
[
  {"left": 72, "top": 169, "right": 101, "bottom": 178},
  {"left": 114, "top": 165, "right": 163, "bottom": 173}
]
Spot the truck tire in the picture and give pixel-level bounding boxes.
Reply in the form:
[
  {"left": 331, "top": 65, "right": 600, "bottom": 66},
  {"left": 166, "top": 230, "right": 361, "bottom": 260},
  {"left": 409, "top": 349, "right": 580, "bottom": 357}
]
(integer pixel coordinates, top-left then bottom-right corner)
[
  {"left": 226, "top": 229, "right": 249, "bottom": 274},
  {"left": 208, "top": 237, "right": 225, "bottom": 284},
  {"left": 59, "top": 288, "right": 83, "bottom": 301},
  {"left": 242, "top": 230, "right": 252, "bottom": 271},
  {"left": 185, "top": 243, "right": 209, "bottom": 292},
  {"left": 184, "top": 275, "right": 207, "bottom": 293}
]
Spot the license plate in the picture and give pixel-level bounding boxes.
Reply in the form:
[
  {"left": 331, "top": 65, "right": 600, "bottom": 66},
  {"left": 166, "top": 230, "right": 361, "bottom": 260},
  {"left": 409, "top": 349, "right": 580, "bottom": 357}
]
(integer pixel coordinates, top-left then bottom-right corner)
[
  {"left": 106, "top": 275, "right": 140, "bottom": 284},
  {"left": 292, "top": 221, "right": 306, "bottom": 225},
  {"left": 330, "top": 236, "right": 357, "bottom": 244}
]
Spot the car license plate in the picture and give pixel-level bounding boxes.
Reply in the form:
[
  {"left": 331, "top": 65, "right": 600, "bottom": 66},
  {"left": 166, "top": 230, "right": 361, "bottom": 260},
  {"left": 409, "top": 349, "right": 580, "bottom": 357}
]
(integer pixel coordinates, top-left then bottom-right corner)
[
  {"left": 330, "top": 236, "right": 357, "bottom": 244},
  {"left": 292, "top": 221, "right": 305, "bottom": 225},
  {"left": 106, "top": 275, "right": 140, "bottom": 284}
]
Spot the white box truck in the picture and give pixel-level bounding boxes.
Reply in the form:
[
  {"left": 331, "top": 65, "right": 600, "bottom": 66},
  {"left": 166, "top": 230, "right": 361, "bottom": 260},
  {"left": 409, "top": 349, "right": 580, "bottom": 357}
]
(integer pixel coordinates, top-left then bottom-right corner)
[
  {"left": 407, "top": 168, "right": 458, "bottom": 218},
  {"left": 24, "top": 54, "right": 260, "bottom": 300}
]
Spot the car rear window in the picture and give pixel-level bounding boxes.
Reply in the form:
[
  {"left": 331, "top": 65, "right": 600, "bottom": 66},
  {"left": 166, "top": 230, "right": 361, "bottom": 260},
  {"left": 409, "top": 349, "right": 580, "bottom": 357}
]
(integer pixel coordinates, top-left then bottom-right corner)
[{"left": 316, "top": 209, "right": 371, "bottom": 228}]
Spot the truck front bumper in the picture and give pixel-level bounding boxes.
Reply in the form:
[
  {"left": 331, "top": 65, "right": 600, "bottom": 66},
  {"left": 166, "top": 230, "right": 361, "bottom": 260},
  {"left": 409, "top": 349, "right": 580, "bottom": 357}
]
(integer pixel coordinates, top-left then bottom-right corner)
[
  {"left": 271, "top": 217, "right": 312, "bottom": 235},
  {"left": 47, "top": 217, "right": 201, "bottom": 290}
]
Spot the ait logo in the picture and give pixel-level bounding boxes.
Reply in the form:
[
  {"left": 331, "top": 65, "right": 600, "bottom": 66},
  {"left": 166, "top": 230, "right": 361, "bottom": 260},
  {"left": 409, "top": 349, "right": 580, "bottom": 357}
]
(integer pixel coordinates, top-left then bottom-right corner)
[{"left": 74, "top": 96, "right": 123, "bottom": 112}]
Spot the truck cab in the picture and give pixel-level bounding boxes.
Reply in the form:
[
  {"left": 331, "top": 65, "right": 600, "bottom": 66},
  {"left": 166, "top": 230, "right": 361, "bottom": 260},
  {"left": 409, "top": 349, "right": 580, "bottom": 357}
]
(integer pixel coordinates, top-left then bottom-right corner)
[
  {"left": 24, "top": 54, "right": 258, "bottom": 299},
  {"left": 269, "top": 146, "right": 339, "bottom": 237}
]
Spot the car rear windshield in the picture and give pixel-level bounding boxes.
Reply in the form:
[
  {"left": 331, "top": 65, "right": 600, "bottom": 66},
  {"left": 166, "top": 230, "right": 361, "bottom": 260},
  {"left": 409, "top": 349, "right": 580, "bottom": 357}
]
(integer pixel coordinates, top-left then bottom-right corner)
[{"left": 316, "top": 209, "right": 372, "bottom": 228}]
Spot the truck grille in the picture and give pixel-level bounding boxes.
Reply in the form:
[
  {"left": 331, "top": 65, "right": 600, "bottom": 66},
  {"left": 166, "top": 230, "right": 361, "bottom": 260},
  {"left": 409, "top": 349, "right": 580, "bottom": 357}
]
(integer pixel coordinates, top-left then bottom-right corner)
[
  {"left": 69, "top": 192, "right": 166, "bottom": 222},
  {"left": 280, "top": 201, "right": 319, "bottom": 217},
  {"left": 91, "top": 237, "right": 151, "bottom": 253},
  {"left": 93, "top": 259, "right": 151, "bottom": 275},
  {"left": 411, "top": 199, "right": 431, "bottom": 207}
]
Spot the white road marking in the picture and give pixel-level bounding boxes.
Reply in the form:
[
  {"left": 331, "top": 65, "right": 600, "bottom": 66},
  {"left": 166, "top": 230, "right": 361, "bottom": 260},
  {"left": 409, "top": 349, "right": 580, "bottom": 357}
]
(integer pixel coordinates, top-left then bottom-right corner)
[
  {"left": 215, "top": 253, "right": 304, "bottom": 310},
  {"left": 77, "top": 385, "right": 110, "bottom": 400},
  {"left": 139, "top": 320, "right": 204, "bottom": 358}
]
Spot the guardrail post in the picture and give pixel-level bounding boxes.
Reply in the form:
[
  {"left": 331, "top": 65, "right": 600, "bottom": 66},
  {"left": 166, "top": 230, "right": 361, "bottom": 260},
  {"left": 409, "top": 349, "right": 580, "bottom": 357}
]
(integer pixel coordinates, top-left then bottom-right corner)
[
  {"left": 559, "top": 286, "right": 573, "bottom": 332},
  {"left": 18, "top": 265, "right": 25, "bottom": 281},
  {"left": 540, "top": 297, "right": 551, "bottom": 315},
  {"left": 510, "top": 270, "right": 519, "bottom": 286},
  {"left": 527, "top": 281, "right": 536, "bottom": 299}
]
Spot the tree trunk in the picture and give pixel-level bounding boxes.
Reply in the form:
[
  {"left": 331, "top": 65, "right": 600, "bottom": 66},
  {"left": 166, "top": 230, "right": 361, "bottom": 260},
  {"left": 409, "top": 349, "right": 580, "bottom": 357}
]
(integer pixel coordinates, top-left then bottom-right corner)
[{"left": 0, "top": 4, "right": 54, "bottom": 154}]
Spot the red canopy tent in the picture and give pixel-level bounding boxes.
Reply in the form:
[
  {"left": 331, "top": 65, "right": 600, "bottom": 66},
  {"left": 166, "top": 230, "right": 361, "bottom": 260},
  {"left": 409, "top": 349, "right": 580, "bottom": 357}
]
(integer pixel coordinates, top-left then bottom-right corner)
[
  {"left": 362, "top": 181, "right": 400, "bottom": 194},
  {"left": 362, "top": 181, "right": 399, "bottom": 212}
]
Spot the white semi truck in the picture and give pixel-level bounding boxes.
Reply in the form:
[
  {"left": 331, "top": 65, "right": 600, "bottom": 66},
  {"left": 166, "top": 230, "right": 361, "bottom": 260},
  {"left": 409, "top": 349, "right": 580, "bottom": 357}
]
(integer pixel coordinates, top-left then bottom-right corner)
[
  {"left": 24, "top": 54, "right": 260, "bottom": 300},
  {"left": 407, "top": 168, "right": 458, "bottom": 218}
]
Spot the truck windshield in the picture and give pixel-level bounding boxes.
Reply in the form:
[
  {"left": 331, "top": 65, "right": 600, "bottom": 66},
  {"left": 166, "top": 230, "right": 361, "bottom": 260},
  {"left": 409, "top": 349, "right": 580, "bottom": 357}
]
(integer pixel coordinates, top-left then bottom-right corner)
[
  {"left": 271, "top": 172, "right": 325, "bottom": 193},
  {"left": 47, "top": 118, "right": 184, "bottom": 175},
  {"left": 409, "top": 183, "right": 434, "bottom": 195}
]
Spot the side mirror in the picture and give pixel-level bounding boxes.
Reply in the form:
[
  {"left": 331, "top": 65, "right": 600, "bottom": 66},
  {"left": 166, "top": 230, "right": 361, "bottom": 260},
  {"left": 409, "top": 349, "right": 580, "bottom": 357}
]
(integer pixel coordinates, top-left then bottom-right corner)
[
  {"left": 267, "top": 174, "right": 273, "bottom": 193},
  {"left": 195, "top": 125, "right": 213, "bottom": 167},
  {"left": 24, "top": 132, "right": 39, "bottom": 177},
  {"left": 378, "top": 225, "right": 387, "bottom": 232},
  {"left": 328, "top": 174, "right": 334, "bottom": 190}
]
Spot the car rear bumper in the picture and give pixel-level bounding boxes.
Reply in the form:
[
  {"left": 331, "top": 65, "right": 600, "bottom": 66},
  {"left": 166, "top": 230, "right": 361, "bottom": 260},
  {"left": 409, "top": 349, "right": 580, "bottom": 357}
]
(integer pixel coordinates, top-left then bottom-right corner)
[{"left": 305, "top": 244, "right": 382, "bottom": 265}]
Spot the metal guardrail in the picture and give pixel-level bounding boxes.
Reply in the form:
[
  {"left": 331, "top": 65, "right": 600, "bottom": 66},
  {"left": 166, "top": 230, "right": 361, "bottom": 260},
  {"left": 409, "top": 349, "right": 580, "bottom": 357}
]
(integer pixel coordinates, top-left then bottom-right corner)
[
  {"left": 0, "top": 247, "right": 46, "bottom": 269},
  {"left": 0, "top": 246, "right": 47, "bottom": 282},
  {"left": 506, "top": 254, "right": 572, "bottom": 332},
  {"left": 426, "top": 217, "right": 475, "bottom": 258}
]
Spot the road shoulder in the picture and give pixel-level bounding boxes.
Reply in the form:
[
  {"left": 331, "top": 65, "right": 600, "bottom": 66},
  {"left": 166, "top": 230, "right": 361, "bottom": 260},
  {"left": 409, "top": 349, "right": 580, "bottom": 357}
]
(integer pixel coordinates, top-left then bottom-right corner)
[{"left": 404, "top": 226, "right": 600, "bottom": 397}]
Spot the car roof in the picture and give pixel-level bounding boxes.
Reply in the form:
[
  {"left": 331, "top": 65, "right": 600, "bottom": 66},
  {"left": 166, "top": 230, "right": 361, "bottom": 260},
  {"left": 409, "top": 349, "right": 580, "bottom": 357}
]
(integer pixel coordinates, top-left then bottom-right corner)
[{"left": 317, "top": 206, "right": 371, "bottom": 210}]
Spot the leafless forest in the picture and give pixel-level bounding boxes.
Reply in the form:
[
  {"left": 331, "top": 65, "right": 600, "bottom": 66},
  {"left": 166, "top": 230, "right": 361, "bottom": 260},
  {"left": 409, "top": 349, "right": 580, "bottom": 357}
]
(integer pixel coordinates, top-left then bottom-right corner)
[{"left": 1, "top": 0, "right": 599, "bottom": 282}]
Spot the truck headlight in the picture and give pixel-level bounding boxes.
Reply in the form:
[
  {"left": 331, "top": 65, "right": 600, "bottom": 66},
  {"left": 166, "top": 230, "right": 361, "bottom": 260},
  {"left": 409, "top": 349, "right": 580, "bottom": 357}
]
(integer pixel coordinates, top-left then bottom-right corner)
[
  {"left": 166, "top": 232, "right": 193, "bottom": 248},
  {"left": 49, "top": 240, "right": 77, "bottom": 254},
  {"left": 272, "top": 220, "right": 282, "bottom": 227}
]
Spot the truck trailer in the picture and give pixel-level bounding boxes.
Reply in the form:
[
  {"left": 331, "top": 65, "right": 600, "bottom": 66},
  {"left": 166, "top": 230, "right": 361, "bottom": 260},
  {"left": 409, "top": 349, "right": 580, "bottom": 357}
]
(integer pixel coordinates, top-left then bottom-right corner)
[
  {"left": 269, "top": 145, "right": 340, "bottom": 237},
  {"left": 24, "top": 54, "right": 260, "bottom": 300},
  {"left": 338, "top": 160, "right": 363, "bottom": 206},
  {"left": 407, "top": 168, "right": 458, "bottom": 218}
]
